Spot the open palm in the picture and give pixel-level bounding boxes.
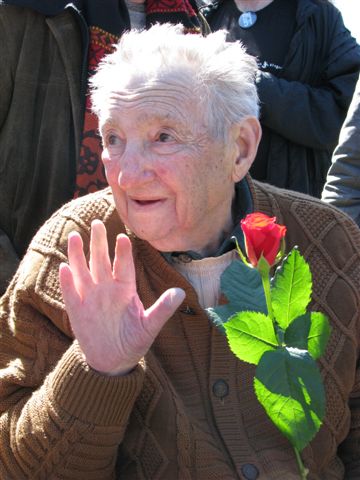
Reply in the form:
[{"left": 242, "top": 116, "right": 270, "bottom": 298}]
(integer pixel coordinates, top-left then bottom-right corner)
[{"left": 59, "top": 220, "right": 185, "bottom": 376}]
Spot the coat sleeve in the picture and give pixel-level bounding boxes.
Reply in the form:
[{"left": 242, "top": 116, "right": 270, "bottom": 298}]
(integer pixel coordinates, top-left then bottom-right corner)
[
  {"left": 0, "top": 225, "right": 144, "bottom": 479},
  {"left": 256, "top": 6, "right": 360, "bottom": 151},
  {"left": 0, "top": 8, "right": 20, "bottom": 296},
  {"left": 0, "top": 228, "right": 19, "bottom": 296},
  {"left": 0, "top": 8, "right": 13, "bottom": 130},
  {"left": 322, "top": 75, "right": 360, "bottom": 227}
]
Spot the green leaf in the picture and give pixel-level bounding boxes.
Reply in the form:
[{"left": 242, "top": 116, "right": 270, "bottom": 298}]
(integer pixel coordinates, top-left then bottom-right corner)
[
  {"left": 207, "top": 259, "right": 267, "bottom": 332},
  {"left": 284, "top": 313, "right": 311, "bottom": 350},
  {"left": 272, "top": 248, "right": 312, "bottom": 329},
  {"left": 254, "top": 348, "right": 325, "bottom": 451},
  {"left": 307, "top": 312, "right": 331, "bottom": 360},
  {"left": 224, "top": 311, "right": 278, "bottom": 365},
  {"left": 284, "top": 312, "right": 331, "bottom": 360}
]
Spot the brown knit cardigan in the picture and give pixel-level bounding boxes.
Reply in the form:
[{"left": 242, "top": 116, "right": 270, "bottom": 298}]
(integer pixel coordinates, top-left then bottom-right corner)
[{"left": 1, "top": 179, "right": 360, "bottom": 479}]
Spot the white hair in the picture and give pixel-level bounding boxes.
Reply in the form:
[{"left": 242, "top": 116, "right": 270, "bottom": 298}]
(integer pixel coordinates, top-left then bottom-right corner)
[{"left": 91, "top": 23, "right": 259, "bottom": 139}]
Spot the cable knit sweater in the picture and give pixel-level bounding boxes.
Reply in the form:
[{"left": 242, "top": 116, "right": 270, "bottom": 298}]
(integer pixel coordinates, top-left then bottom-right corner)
[{"left": 1, "top": 179, "right": 360, "bottom": 479}]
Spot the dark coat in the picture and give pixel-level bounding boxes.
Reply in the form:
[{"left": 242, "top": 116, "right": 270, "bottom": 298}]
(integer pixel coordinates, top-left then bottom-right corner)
[{"left": 0, "top": 6, "right": 83, "bottom": 294}]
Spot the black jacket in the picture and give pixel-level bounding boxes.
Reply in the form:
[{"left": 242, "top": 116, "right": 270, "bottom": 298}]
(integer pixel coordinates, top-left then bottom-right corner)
[{"left": 205, "top": 0, "right": 360, "bottom": 197}]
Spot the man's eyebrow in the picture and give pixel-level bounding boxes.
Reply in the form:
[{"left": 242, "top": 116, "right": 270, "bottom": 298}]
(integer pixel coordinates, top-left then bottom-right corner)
[
  {"left": 101, "top": 118, "right": 118, "bottom": 130},
  {"left": 137, "top": 110, "right": 178, "bottom": 123}
]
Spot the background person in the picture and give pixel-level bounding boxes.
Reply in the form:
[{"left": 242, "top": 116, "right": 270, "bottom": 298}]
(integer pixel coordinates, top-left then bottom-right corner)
[
  {"left": 1, "top": 24, "right": 360, "bottom": 479},
  {"left": 204, "top": 0, "right": 360, "bottom": 198},
  {"left": 0, "top": 0, "right": 208, "bottom": 296},
  {"left": 322, "top": 74, "right": 360, "bottom": 227}
]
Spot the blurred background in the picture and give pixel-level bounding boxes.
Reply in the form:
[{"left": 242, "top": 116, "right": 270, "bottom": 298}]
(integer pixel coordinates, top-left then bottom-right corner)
[{"left": 333, "top": 0, "right": 360, "bottom": 43}]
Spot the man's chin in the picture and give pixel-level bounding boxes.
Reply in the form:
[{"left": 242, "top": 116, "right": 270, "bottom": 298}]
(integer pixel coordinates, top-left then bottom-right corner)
[{"left": 128, "top": 224, "right": 173, "bottom": 249}]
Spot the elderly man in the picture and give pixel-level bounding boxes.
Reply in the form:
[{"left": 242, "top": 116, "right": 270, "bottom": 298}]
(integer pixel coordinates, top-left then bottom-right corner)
[{"left": 0, "top": 24, "right": 360, "bottom": 479}]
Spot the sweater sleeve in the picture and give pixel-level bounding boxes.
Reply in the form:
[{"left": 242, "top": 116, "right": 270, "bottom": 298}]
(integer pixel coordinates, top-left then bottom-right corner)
[
  {"left": 256, "top": 7, "right": 360, "bottom": 151},
  {"left": 0, "top": 274, "right": 144, "bottom": 479},
  {"left": 335, "top": 225, "right": 360, "bottom": 478},
  {"left": 338, "top": 382, "right": 360, "bottom": 479},
  {"left": 0, "top": 199, "right": 144, "bottom": 478},
  {"left": 260, "top": 184, "right": 360, "bottom": 477}
]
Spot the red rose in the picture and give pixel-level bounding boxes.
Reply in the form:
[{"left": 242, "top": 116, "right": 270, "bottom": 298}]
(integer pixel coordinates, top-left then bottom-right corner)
[{"left": 240, "top": 213, "right": 287, "bottom": 267}]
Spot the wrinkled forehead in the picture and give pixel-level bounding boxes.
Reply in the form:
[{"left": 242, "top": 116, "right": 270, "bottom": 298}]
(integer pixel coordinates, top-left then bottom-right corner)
[
  {"left": 97, "top": 63, "right": 200, "bottom": 111},
  {"left": 98, "top": 74, "right": 205, "bottom": 130}
]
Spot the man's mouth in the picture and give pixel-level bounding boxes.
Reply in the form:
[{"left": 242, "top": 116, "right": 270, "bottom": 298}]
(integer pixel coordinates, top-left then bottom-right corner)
[
  {"left": 130, "top": 197, "right": 166, "bottom": 208},
  {"left": 135, "top": 199, "right": 161, "bottom": 205}
]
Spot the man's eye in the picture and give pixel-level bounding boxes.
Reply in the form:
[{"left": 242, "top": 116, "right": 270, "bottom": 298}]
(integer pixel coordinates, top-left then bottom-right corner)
[
  {"left": 108, "top": 134, "right": 120, "bottom": 146},
  {"left": 158, "top": 132, "right": 173, "bottom": 142}
]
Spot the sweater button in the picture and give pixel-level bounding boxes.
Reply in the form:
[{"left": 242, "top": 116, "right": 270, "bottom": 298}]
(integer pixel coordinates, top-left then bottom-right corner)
[
  {"left": 180, "top": 305, "right": 196, "bottom": 315},
  {"left": 212, "top": 379, "right": 229, "bottom": 399},
  {"left": 241, "top": 463, "right": 259, "bottom": 480}
]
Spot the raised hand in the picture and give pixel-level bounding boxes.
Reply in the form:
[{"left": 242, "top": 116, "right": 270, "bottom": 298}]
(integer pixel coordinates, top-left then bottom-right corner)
[{"left": 59, "top": 220, "right": 185, "bottom": 376}]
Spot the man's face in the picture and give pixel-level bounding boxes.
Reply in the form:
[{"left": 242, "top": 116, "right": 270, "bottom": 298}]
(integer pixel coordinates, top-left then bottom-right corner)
[{"left": 100, "top": 80, "right": 237, "bottom": 254}]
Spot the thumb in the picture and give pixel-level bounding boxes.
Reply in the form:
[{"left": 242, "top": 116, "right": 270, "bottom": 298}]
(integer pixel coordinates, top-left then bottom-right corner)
[{"left": 145, "top": 288, "right": 186, "bottom": 335}]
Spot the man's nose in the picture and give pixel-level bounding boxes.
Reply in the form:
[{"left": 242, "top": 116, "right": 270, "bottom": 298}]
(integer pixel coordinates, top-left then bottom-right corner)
[{"left": 118, "top": 142, "right": 155, "bottom": 189}]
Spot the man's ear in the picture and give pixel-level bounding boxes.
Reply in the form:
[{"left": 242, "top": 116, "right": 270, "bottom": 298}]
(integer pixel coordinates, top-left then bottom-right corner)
[{"left": 231, "top": 117, "right": 261, "bottom": 182}]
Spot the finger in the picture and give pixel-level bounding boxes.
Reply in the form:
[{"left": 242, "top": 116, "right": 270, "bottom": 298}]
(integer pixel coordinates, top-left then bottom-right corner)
[
  {"left": 89, "top": 220, "right": 112, "bottom": 283},
  {"left": 145, "top": 288, "right": 186, "bottom": 336},
  {"left": 59, "top": 262, "right": 82, "bottom": 312},
  {"left": 113, "top": 234, "right": 136, "bottom": 288},
  {"left": 67, "top": 231, "right": 93, "bottom": 293}
]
